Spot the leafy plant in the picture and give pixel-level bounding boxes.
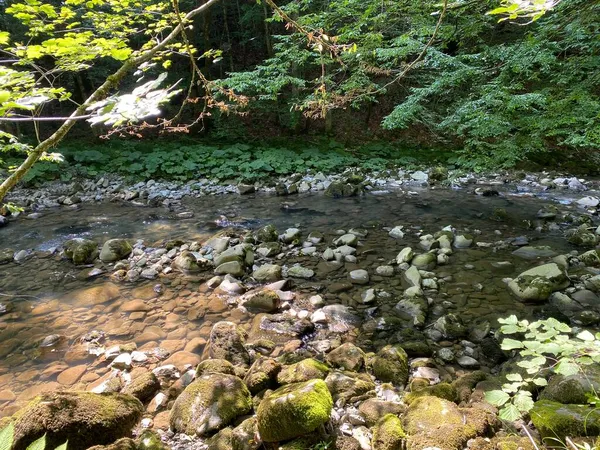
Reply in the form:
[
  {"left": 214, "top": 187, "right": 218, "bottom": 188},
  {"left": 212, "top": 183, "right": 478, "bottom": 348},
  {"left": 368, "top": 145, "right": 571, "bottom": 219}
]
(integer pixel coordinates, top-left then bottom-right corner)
[
  {"left": 0, "top": 423, "right": 67, "bottom": 450},
  {"left": 485, "top": 316, "right": 600, "bottom": 421}
]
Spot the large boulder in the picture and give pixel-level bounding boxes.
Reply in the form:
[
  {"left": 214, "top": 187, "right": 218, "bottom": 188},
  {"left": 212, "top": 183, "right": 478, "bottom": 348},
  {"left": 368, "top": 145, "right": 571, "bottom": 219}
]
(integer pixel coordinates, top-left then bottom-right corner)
[
  {"left": 243, "top": 357, "right": 281, "bottom": 394},
  {"left": 256, "top": 379, "right": 333, "bottom": 442},
  {"left": 8, "top": 391, "right": 143, "bottom": 450},
  {"left": 530, "top": 399, "right": 600, "bottom": 440},
  {"left": 372, "top": 414, "right": 406, "bottom": 450},
  {"left": 508, "top": 263, "right": 570, "bottom": 302},
  {"left": 326, "top": 343, "right": 366, "bottom": 372},
  {"left": 325, "top": 370, "right": 375, "bottom": 403},
  {"left": 64, "top": 238, "right": 98, "bottom": 264},
  {"left": 99, "top": 239, "right": 133, "bottom": 262},
  {"left": 277, "top": 358, "right": 330, "bottom": 384},
  {"left": 169, "top": 373, "right": 252, "bottom": 436},
  {"left": 540, "top": 367, "right": 600, "bottom": 405},
  {"left": 206, "top": 321, "right": 251, "bottom": 366}
]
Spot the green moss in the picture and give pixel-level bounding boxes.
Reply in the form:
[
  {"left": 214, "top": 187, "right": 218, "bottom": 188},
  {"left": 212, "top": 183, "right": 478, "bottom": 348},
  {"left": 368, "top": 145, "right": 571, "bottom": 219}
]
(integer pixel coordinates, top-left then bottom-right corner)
[
  {"left": 10, "top": 391, "right": 143, "bottom": 450},
  {"left": 64, "top": 238, "right": 99, "bottom": 264},
  {"left": 256, "top": 379, "right": 333, "bottom": 442},
  {"left": 325, "top": 371, "right": 376, "bottom": 404},
  {"left": 371, "top": 345, "right": 409, "bottom": 386},
  {"left": 196, "top": 359, "right": 236, "bottom": 376},
  {"left": 530, "top": 399, "right": 600, "bottom": 441},
  {"left": 87, "top": 438, "right": 137, "bottom": 450},
  {"left": 372, "top": 414, "right": 406, "bottom": 450},
  {"left": 277, "top": 358, "right": 330, "bottom": 384},
  {"left": 278, "top": 436, "right": 321, "bottom": 450},
  {"left": 170, "top": 373, "right": 252, "bottom": 436},
  {"left": 451, "top": 370, "right": 487, "bottom": 403},
  {"left": 358, "top": 399, "right": 405, "bottom": 427},
  {"left": 122, "top": 372, "right": 160, "bottom": 402},
  {"left": 243, "top": 357, "right": 281, "bottom": 394},
  {"left": 404, "top": 382, "right": 457, "bottom": 404}
]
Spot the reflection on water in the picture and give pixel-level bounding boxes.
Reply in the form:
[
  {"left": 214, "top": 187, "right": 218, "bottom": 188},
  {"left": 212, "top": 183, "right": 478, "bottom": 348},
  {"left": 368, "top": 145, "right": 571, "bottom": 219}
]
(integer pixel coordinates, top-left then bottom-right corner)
[{"left": 0, "top": 188, "right": 583, "bottom": 416}]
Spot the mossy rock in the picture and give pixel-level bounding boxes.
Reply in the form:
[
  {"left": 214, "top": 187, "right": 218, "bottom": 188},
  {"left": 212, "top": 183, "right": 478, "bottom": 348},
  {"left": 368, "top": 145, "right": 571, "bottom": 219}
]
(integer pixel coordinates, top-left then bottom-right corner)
[
  {"left": 244, "top": 357, "right": 282, "bottom": 394},
  {"left": 137, "top": 430, "right": 168, "bottom": 450},
  {"left": 8, "top": 391, "right": 143, "bottom": 450},
  {"left": 87, "top": 438, "right": 137, "bottom": 450},
  {"left": 508, "top": 263, "right": 570, "bottom": 302},
  {"left": 451, "top": 371, "right": 488, "bottom": 403},
  {"left": 64, "top": 238, "right": 99, "bottom": 264},
  {"left": 278, "top": 435, "right": 322, "bottom": 450},
  {"left": 122, "top": 371, "right": 160, "bottom": 402},
  {"left": 530, "top": 399, "right": 600, "bottom": 441},
  {"left": 404, "top": 382, "right": 457, "bottom": 404},
  {"left": 196, "top": 358, "right": 237, "bottom": 376},
  {"left": 372, "top": 414, "right": 406, "bottom": 450},
  {"left": 539, "top": 366, "right": 600, "bottom": 404},
  {"left": 334, "top": 435, "right": 361, "bottom": 450},
  {"left": 326, "top": 343, "right": 366, "bottom": 372},
  {"left": 324, "top": 182, "right": 360, "bottom": 198},
  {"left": 207, "top": 321, "right": 251, "bottom": 366},
  {"left": 99, "top": 239, "right": 133, "bottom": 262},
  {"left": 277, "top": 358, "right": 330, "bottom": 384},
  {"left": 358, "top": 398, "right": 405, "bottom": 427},
  {"left": 255, "top": 225, "right": 279, "bottom": 243},
  {"left": 325, "top": 370, "right": 376, "bottom": 404},
  {"left": 256, "top": 379, "right": 333, "bottom": 442},
  {"left": 169, "top": 373, "right": 252, "bottom": 436},
  {"left": 208, "top": 417, "right": 259, "bottom": 450},
  {"left": 404, "top": 397, "right": 496, "bottom": 450},
  {"left": 371, "top": 345, "right": 409, "bottom": 386}
]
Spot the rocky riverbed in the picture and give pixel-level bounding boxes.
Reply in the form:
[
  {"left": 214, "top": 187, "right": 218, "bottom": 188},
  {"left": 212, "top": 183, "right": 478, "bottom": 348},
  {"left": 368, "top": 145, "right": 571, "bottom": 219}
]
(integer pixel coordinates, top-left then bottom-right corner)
[{"left": 0, "top": 170, "right": 600, "bottom": 450}]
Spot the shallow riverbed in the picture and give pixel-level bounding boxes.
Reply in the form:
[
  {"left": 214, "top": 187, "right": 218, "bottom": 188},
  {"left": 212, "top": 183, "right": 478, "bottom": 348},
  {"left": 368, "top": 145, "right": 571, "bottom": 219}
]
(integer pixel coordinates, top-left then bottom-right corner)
[{"left": 0, "top": 186, "right": 593, "bottom": 417}]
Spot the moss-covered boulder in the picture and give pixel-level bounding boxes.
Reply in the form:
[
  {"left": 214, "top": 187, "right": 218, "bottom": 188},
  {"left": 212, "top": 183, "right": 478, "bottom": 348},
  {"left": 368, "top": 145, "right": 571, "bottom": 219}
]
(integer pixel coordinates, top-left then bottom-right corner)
[
  {"left": 169, "top": 373, "right": 252, "bottom": 436},
  {"left": 358, "top": 399, "right": 405, "bottom": 427},
  {"left": 404, "top": 397, "right": 496, "bottom": 450},
  {"left": 99, "top": 239, "right": 133, "bottom": 262},
  {"left": 325, "top": 371, "right": 376, "bottom": 404},
  {"left": 404, "top": 382, "right": 457, "bottom": 404},
  {"left": 244, "top": 357, "right": 281, "bottom": 394},
  {"left": 87, "top": 438, "right": 137, "bottom": 450},
  {"left": 255, "top": 225, "right": 279, "bottom": 243},
  {"left": 207, "top": 417, "right": 260, "bottom": 450},
  {"left": 64, "top": 238, "right": 99, "bottom": 264},
  {"left": 196, "top": 359, "right": 236, "bottom": 376},
  {"left": 207, "top": 321, "right": 251, "bottom": 366},
  {"left": 371, "top": 345, "right": 409, "bottom": 386},
  {"left": 508, "top": 263, "right": 570, "bottom": 302},
  {"left": 256, "top": 379, "right": 333, "bottom": 442},
  {"left": 540, "top": 367, "right": 600, "bottom": 404},
  {"left": 8, "top": 391, "right": 143, "bottom": 450},
  {"left": 173, "top": 251, "right": 209, "bottom": 273},
  {"left": 530, "top": 399, "right": 600, "bottom": 440},
  {"left": 324, "top": 182, "right": 360, "bottom": 198},
  {"left": 136, "top": 430, "right": 168, "bottom": 450},
  {"left": 326, "top": 343, "right": 366, "bottom": 372},
  {"left": 567, "top": 226, "right": 599, "bottom": 248},
  {"left": 241, "top": 289, "right": 280, "bottom": 313},
  {"left": 277, "top": 358, "right": 330, "bottom": 384},
  {"left": 372, "top": 414, "right": 406, "bottom": 450},
  {"left": 452, "top": 371, "right": 488, "bottom": 404},
  {"left": 122, "top": 371, "right": 160, "bottom": 402}
]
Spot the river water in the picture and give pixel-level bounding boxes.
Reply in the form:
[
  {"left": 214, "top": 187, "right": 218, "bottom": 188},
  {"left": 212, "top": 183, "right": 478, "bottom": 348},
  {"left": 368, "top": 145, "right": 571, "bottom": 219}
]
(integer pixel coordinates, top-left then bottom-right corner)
[{"left": 0, "top": 186, "right": 589, "bottom": 417}]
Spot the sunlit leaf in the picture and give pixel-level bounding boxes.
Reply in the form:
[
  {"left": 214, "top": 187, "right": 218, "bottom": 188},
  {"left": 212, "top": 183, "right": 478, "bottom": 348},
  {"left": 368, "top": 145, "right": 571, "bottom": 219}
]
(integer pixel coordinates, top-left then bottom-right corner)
[{"left": 485, "top": 390, "right": 510, "bottom": 406}]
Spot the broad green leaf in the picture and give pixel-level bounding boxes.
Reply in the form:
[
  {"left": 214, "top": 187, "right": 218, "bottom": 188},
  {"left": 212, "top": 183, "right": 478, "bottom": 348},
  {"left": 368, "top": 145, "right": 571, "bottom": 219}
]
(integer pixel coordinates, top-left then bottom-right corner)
[
  {"left": 0, "top": 32, "right": 9, "bottom": 46},
  {"left": 54, "top": 441, "right": 68, "bottom": 450},
  {"left": 505, "top": 373, "right": 523, "bottom": 382},
  {"left": 26, "top": 434, "right": 46, "bottom": 450},
  {"left": 577, "top": 330, "right": 595, "bottom": 342},
  {"left": 0, "top": 423, "right": 14, "bottom": 450},
  {"left": 484, "top": 390, "right": 510, "bottom": 406},
  {"left": 498, "top": 315, "right": 518, "bottom": 325},
  {"left": 501, "top": 338, "right": 523, "bottom": 350},
  {"left": 555, "top": 360, "right": 579, "bottom": 377},
  {"left": 513, "top": 392, "right": 534, "bottom": 413},
  {"left": 0, "top": 91, "right": 10, "bottom": 104},
  {"left": 533, "top": 377, "right": 548, "bottom": 386},
  {"left": 499, "top": 403, "right": 522, "bottom": 421}
]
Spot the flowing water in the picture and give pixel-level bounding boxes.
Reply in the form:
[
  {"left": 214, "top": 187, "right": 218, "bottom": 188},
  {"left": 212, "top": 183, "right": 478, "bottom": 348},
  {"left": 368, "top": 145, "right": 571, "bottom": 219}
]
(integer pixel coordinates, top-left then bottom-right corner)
[{"left": 0, "top": 187, "right": 587, "bottom": 417}]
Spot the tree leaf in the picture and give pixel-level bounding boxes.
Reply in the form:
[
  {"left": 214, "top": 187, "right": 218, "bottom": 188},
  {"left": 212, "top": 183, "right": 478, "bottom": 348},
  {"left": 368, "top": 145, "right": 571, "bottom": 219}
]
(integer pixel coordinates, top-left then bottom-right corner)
[
  {"left": 499, "top": 403, "right": 522, "bottom": 421},
  {"left": 513, "top": 392, "right": 534, "bottom": 413},
  {"left": 577, "top": 330, "right": 595, "bottom": 342},
  {"left": 501, "top": 338, "right": 524, "bottom": 350},
  {"left": 0, "top": 423, "right": 14, "bottom": 450},
  {"left": 533, "top": 377, "right": 548, "bottom": 386},
  {"left": 505, "top": 373, "right": 523, "bottom": 382},
  {"left": 555, "top": 360, "right": 579, "bottom": 377},
  {"left": 485, "top": 390, "right": 510, "bottom": 406},
  {"left": 26, "top": 434, "right": 46, "bottom": 450},
  {"left": 54, "top": 441, "right": 68, "bottom": 450}
]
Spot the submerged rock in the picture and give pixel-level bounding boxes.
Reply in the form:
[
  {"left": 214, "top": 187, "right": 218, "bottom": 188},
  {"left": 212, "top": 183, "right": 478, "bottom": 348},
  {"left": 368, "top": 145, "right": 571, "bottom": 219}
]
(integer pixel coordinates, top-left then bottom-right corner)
[
  {"left": 169, "top": 373, "right": 252, "bottom": 436},
  {"left": 508, "top": 263, "right": 570, "bottom": 302},
  {"left": 8, "top": 391, "right": 143, "bottom": 450},
  {"left": 256, "top": 379, "right": 333, "bottom": 442}
]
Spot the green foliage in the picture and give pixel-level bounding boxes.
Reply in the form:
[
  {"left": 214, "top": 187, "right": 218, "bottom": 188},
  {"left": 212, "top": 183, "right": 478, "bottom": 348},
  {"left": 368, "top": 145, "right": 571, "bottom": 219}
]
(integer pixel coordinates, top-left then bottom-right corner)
[
  {"left": 0, "top": 423, "right": 68, "bottom": 450},
  {"left": 485, "top": 315, "right": 600, "bottom": 421}
]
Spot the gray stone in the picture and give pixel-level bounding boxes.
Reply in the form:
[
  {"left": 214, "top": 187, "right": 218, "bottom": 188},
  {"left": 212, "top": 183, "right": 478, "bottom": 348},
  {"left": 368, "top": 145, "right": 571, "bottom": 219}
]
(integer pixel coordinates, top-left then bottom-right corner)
[
  {"left": 99, "top": 239, "right": 133, "bottom": 262},
  {"left": 411, "top": 253, "right": 437, "bottom": 270},
  {"left": 389, "top": 226, "right": 404, "bottom": 239},
  {"left": 508, "top": 263, "right": 570, "bottom": 302},
  {"left": 349, "top": 269, "right": 369, "bottom": 284},
  {"left": 512, "top": 246, "right": 557, "bottom": 260},
  {"left": 287, "top": 265, "right": 314, "bottom": 279},
  {"left": 252, "top": 264, "right": 282, "bottom": 282},
  {"left": 396, "top": 247, "right": 414, "bottom": 264}
]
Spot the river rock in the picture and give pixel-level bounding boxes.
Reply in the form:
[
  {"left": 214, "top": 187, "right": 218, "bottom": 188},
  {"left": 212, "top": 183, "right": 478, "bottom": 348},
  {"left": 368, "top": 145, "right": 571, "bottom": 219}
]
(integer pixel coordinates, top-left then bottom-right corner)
[
  {"left": 207, "top": 321, "right": 250, "bottom": 366},
  {"left": 512, "top": 246, "right": 557, "bottom": 260},
  {"left": 372, "top": 414, "right": 406, "bottom": 450},
  {"left": 256, "top": 379, "right": 333, "bottom": 442},
  {"left": 8, "top": 391, "right": 143, "bottom": 450},
  {"left": 325, "top": 181, "right": 359, "bottom": 198},
  {"left": 325, "top": 370, "right": 375, "bottom": 403},
  {"left": 322, "top": 304, "right": 361, "bottom": 332},
  {"left": 411, "top": 253, "right": 436, "bottom": 270},
  {"left": 349, "top": 269, "right": 369, "bottom": 284},
  {"left": 395, "top": 296, "right": 428, "bottom": 327},
  {"left": 256, "top": 242, "right": 281, "bottom": 257},
  {"left": 371, "top": 345, "right": 409, "bottom": 386},
  {"left": 334, "top": 233, "right": 358, "bottom": 247},
  {"left": 287, "top": 265, "right": 314, "bottom": 279},
  {"left": 173, "top": 251, "right": 206, "bottom": 273},
  {"left": 122, "top": 372, "right": 160, "bottom": 402},
  {"left": 243, "top": 357, "right": 281, "bottom": 394},
  {"left": 577, "top": 196, "right": 600, "bottom": 207},
  {"left": 530, "top": 399, "right": 600, "bottom": 441},
  {"left": 64, "top": 238, "right": 99, "bottom": 264},
  {"left": 99, "top": 239, "right": 133, "bottom": 262},
  {"left": 580, "top": 250, "right": 600, "bottom": 267},
  {"left": 567, "top": 225, "right": 599, "bottom": 247},
  {"left": 255, "top": 225, "right": 278, "bottom": 243},
  {"left": 252, "top": 264, "right": 282, "bottom": 282},
  {"left": 170, "top": 373, "right": 252, "bottom": 436},
  {"left": 326, "top": 343, "right": 366, "bottom": 372},
  {"left": 389, "top": 226, "right": 404, "bottom": 239},
  {"left": 214, "top": 244, "right": 253, "bottom": 268},
  {"left": 403, "top": 265, "right": 421, "bottom": 287},
  {"left": 215, "top": 261, "right": 245, "bottom": 277},
  {"left": 540, "top": 366, "right": 600, "bottom": 404},
  {"left": 508, "top": 263, "right": 570, "bottom": 302},
  {"left": 397, "top": 247, "right": 414, "bottom": 264},
  {"left": 241, "top": 289, "right": 280, "bottom": 313},
  {"left": 277, "top": 358, "right": 330, "bottom": 384}
]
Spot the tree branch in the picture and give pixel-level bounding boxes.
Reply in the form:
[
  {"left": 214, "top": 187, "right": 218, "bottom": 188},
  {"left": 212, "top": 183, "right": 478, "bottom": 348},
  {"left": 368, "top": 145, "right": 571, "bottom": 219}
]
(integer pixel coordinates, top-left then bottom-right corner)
[{"left": 0, "top": 0, "right": 222, "bottom": 204}]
